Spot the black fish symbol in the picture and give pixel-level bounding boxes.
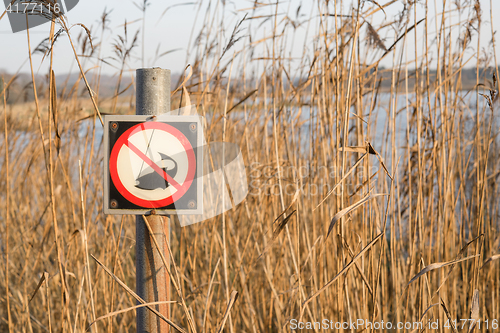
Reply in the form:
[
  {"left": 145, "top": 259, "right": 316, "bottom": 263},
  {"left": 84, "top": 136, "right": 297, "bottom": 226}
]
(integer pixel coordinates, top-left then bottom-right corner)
[{"left": 135, "top": 153, "right": 178, "bottom": 190}]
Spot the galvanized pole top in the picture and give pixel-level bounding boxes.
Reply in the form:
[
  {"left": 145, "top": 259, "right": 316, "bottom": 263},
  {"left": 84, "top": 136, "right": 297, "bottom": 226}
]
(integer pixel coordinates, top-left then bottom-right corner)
[{"left": 136, "top": 68, "right": 171, "bottom": 116}]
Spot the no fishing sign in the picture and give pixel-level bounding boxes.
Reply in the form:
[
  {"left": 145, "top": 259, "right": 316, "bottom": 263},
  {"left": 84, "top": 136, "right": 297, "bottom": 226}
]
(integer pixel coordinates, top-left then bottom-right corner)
[{"left": 103, "top": 115, "right": 203, "bottom": 215}]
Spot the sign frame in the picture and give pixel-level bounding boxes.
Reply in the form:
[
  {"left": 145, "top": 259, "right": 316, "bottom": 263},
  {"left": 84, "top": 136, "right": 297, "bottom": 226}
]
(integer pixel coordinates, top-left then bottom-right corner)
[{"left": 103, "top": 115, "right": 203, "bottom": 215}]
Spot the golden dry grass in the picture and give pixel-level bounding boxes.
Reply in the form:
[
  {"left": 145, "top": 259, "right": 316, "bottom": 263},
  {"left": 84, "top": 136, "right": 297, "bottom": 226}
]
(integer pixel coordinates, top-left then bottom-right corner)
[{"left": 0, "top": 0, "right": 499, "bottom": 332}]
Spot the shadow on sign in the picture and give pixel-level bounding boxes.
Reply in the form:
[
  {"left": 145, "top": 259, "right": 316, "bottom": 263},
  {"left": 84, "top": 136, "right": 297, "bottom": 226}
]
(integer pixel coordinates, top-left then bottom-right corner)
[{"left": 158, "top": 107, "right": 248, "bottom": 226}]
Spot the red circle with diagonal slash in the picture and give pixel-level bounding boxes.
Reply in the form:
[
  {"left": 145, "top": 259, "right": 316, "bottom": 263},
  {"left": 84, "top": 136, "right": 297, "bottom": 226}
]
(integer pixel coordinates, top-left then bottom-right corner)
[{"left": 109, "top": 122, "right": 196, "bottom": 208}]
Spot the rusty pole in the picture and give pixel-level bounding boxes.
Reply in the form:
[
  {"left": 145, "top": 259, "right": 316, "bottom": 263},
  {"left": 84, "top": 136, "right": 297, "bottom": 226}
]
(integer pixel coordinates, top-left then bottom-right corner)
[{"left": 136, "top": 68, "right": 171, "bottom": 333}]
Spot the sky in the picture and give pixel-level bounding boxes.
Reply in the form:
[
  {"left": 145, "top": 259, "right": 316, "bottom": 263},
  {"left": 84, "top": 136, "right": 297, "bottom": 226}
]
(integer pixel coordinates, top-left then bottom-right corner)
[{"left": 0, "top": 0, "right": 499, "bottom": 77}]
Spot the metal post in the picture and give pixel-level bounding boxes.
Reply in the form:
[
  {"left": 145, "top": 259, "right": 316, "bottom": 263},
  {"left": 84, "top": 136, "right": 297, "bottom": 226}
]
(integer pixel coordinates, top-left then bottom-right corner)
[{"left": 136, "top": 68, "right": 171, "bottom": 333}]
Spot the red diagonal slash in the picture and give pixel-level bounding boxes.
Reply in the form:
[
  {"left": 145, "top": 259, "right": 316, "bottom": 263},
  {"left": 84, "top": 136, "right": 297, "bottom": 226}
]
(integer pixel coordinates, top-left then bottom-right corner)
[{"left": 125, "top": 141, "right": 181, "bottom": 190}]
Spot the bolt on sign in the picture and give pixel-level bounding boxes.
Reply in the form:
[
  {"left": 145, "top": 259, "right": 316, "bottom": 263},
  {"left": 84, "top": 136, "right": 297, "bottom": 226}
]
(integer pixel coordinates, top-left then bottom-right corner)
[{"left": 103, "top": 115, "right": 203, "bottom": 215}]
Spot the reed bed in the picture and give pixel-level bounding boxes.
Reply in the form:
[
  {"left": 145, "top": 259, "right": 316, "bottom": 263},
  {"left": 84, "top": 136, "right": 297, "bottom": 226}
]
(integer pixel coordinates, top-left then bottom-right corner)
[{"left": 0, "top": 0, "right": 499, "bottom": 332}]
